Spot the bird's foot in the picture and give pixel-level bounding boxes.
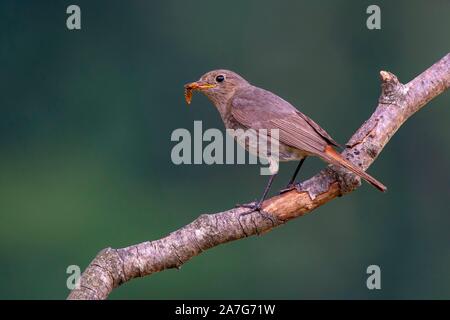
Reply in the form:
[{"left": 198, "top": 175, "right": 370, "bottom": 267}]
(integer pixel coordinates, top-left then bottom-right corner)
[
  {"left": 236, "top": 201, "right": 276, "bottom": 224},
  {"left": 279, "top": 182, "right": 303, "bottom": 194}
]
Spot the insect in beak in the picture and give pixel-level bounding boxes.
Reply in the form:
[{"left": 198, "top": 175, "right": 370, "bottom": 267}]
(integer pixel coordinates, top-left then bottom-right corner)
[{"left": 184, "top": 81, "right": 216, "bottom": 104}]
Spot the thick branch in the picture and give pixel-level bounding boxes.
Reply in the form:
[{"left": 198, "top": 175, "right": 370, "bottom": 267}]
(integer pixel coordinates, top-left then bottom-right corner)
[{"left": 68, "top": 53, "right": 450, "bottom": 300}]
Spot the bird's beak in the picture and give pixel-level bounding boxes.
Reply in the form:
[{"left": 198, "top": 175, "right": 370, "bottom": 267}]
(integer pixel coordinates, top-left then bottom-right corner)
[
  {"left": 184, "top": 81, "right": 216, "bottom": 105},
  {"left": 184, "top": 81, "right": 216, "bottom": 90}
]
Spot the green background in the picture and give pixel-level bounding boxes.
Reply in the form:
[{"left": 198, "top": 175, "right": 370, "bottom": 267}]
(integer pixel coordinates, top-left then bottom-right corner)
[{"left": 0, "top": 0, "right": 449, "bottom": 299}]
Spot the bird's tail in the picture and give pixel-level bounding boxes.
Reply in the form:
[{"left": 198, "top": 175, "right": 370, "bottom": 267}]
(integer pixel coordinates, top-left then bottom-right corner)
[{"left": 322, "top": 145, "right": 387, "bottom": 192}]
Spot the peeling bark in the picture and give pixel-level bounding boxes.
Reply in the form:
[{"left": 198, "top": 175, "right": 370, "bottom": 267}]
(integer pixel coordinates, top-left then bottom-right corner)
[{"left": 68, "top": 53, "right": 450, "bottom": 300}]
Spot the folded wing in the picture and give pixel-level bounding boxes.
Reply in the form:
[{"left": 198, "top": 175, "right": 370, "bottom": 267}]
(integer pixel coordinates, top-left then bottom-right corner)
[{"left": 230, "top": 86, "right": 340, "bottom": 155}]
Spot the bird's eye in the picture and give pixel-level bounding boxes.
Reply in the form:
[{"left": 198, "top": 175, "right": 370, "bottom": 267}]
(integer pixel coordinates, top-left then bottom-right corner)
[{"left": 215, "top": 75, "right": 225, "bottom": 83}]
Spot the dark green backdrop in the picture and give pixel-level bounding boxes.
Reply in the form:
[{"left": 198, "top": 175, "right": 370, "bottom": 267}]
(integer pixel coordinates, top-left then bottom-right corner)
[{"left": 0, "top": 0, "right": 449, "bottom": 299}]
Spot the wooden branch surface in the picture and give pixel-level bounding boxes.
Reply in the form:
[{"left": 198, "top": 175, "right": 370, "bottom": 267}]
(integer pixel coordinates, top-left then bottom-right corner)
[{"left": 68, "top": 53, "right": 450, "bottom": 300}]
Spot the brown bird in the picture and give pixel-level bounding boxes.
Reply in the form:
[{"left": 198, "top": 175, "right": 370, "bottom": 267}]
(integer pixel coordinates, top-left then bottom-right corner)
[{"left": 184, "top": 70, "right": 386, "bottom": 216}]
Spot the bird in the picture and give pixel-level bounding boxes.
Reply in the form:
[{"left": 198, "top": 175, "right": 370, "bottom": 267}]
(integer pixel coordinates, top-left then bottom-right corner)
[{"left": 184, "top": 70, "right": 386, "bottom": 217}]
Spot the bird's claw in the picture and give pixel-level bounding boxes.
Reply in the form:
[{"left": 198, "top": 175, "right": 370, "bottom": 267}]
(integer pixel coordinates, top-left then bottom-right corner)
[
  {"left": 236, "top": 201, "right": 258, "bottom": 209},
  {"left": 279, "top": 182, "right": 303, "bottom": 194},
  {"left": 237, "top": 202, "right": 276, "bottom": 224},
  {"left": 235, "top": 201, "right": 257, "bottom": 208}
]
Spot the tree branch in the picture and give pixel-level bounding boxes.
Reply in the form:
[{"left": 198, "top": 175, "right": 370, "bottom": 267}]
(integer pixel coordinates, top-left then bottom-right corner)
[{"left": 68, "top": 53, "right": 450, "bottom": 300}]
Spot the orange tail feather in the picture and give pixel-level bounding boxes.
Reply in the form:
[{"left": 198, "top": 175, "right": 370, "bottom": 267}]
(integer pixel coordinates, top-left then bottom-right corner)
[{"left": 323, "top": 145, "right": 387, "bottom": 192}]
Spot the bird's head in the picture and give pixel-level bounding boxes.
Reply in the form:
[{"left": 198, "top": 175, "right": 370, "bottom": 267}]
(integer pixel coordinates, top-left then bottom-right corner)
[{"left": 184, "top": 70, "right": 249, "bottom": 106}]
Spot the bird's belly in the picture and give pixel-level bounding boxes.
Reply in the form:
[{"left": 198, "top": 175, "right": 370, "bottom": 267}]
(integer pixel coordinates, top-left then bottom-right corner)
[{"left": 278, "top": 144, "right": 308, "bottom": 162}]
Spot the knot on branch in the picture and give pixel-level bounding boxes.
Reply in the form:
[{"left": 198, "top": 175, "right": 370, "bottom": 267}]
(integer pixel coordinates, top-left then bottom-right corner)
[
  {"left": 379, "top": 71, "right": 407, "bottom": 106},
  {"left": 329, "top": 166, "right": 361, "bottom": 195}
]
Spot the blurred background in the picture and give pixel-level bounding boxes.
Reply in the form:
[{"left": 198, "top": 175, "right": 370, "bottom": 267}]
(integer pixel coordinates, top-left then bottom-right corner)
[{"left": 0, "top": 0, "right": 449, "bottom": 299}]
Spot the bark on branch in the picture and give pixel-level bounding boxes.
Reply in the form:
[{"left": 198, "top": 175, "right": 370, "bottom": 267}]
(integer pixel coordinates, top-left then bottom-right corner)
[{"left": 68, "top": 53, "right": 450, "bottom": 300}]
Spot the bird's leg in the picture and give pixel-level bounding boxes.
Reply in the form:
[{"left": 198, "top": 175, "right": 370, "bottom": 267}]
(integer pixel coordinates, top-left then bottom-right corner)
[
  {"left": 279, "top": 157, "right": 306, "bottom": 193},
  {"left": 287, "top": 157, "right": 306, "bottom": 185},
  {"left": 237, "top": 174, "right": 277, "bottom": 223}
]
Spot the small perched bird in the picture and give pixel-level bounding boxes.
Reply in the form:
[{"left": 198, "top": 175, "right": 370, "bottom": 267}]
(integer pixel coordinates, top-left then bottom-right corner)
[{"left": 185, "top": 70, "right": 386, "bottom": 215}]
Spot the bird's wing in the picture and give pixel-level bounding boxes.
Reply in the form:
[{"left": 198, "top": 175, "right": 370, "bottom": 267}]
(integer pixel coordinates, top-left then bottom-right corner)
[
  {"left": 230, "top": 86, "right": 340, "bottom": 155},
  {"left": 295, "top": 111, "right": 342, "bottom": 148}
]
